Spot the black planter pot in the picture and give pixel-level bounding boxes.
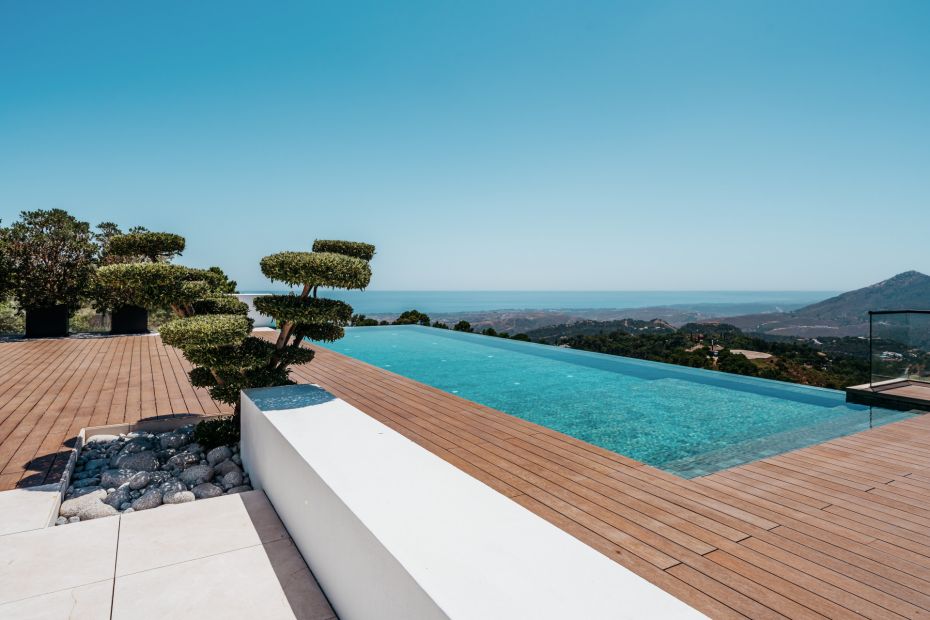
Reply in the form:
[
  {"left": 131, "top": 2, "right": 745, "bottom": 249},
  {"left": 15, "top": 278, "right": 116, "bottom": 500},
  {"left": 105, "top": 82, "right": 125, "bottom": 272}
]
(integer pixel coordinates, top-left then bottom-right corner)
[
  {"left": 24, "top": 305, "right": 70, "bottom": 338},
  {"left": 111, "top": 305, "right": 149, "bottom": 334}
]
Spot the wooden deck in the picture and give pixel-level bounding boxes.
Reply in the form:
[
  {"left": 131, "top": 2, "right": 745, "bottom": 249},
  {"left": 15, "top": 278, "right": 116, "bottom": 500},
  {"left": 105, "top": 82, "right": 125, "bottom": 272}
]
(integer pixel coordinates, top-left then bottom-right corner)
[
  {"left": 4, "top": 334, "right": 930, "bottom": 618},
  {"left": 0, "top": 335, "right": 230, "bottom": 490}
]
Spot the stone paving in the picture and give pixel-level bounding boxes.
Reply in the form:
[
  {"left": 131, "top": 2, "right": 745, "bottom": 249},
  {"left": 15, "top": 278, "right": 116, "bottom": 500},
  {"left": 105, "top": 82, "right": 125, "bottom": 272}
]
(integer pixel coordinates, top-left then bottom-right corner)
[{"left": 0, "top": 490, "right": 336, "bottom": 619}]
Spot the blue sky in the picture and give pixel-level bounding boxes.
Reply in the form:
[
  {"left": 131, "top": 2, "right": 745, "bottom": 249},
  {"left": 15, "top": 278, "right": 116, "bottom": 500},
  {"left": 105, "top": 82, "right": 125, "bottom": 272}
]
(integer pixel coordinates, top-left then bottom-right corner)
[{"left": 1, "top": 1, "right": 928, "bottom": 292}]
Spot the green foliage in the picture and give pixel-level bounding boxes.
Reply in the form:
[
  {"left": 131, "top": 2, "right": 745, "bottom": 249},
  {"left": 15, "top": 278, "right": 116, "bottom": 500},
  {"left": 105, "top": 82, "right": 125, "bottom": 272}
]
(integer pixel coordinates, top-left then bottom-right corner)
[
  {"left": 351, "top": 314, "right": 380, "bottom": 326},
  {"left": 192, "top": 415, "right": 240, "bottom": 449},
  {"left": 254, "top": 295, "right": 352, "bottom": 325},
  {"left": 0, "top": 299, "right": 24, "bottom": 334},
  {"left": 395, "top": 309, "right": 430, "bottom": 325},
  {"left": 92, "top": 262, "right": 192, "bottom": 310},
  {"left": 482, "top": 327, "right": 498, "bottom": 337},
  {"left": 260, "top": 251, "right": 371, "bottom": 289},
  {"left": 0, "top": 230, "right": 11, "bottom": 300},
  {"left": 432, "top": 321, "right": 449, "bottom": 329},
  {"left": 69, "top": 306, "right": 108, "bottom": 333},
  {"left": 192, "top": 296, "right": 248, "bottom": 316},
  {"left": 1, "top": 209, "right": 97, "bottom": 310},
  {"left": 512, "top": 333, "right": 530, "bottom": 341},
  {"left": 169, "top": 239, "right": 373, "bottom": 410},
  {"left": 453, "top": 320, "right": 473, "bottom": 332},
  {"left": 525, "top": 320, "right": 871, "bottom": 389},
  {"left": 312, "top": 239, "right": 376, "bottom": 261},
  {"left": 201, "top": 266, "right": 237, "bottom": 294},
  {"left": 160, "top": 314, "right": 252, "bottom": 349},
  {"left": 107, "top": 231, "right": 185, "bottom": 262},
  {"left": 298, "top": 323, "right": 345, "bottom": 342}
]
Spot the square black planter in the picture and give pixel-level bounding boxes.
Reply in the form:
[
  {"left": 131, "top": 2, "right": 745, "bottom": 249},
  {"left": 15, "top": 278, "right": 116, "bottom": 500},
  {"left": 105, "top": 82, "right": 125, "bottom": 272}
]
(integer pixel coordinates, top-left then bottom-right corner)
[
  {"left": 111, "top": 305, "right": 149, "bottom": 334},
  {"left": 25, "top": 305, "right": 70, "bottom": 338}
]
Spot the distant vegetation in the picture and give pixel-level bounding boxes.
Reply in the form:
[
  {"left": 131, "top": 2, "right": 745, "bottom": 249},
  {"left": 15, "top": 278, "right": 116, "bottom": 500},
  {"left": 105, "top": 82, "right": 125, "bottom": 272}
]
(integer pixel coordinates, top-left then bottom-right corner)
[
  {"left": 525, "top": 321, "right": 871, "bottom": 389},
  {"left": 371, "top": 310, "right": 872, "bottom": 389}
]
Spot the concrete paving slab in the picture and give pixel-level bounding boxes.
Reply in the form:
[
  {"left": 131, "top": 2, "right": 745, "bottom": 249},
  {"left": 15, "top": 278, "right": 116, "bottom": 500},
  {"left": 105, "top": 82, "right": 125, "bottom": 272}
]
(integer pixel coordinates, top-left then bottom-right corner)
[
  {"left": 116, "top": 490, "right": 289, "bottom": 576},
  {"left": 0, "top": 579, "right": 113, "bottom": 619},
  {"left": 0, "top": 484, "right": 61, "bottom": 536},
  {"left": 112, "top": 540, "right": 335, "bottom": 620},
  {"left": 0, "top": 517, "right": 118, "bottom": 604}
]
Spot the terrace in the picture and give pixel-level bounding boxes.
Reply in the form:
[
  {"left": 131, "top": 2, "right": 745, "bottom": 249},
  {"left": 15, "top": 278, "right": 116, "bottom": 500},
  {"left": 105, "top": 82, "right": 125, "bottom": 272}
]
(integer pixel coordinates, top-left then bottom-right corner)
[
  {"left": 847, "top": 310, "right": 930, "bottom": 412},
  {"left": 3, "top": 332, "right": 930, "bottom": 618}
]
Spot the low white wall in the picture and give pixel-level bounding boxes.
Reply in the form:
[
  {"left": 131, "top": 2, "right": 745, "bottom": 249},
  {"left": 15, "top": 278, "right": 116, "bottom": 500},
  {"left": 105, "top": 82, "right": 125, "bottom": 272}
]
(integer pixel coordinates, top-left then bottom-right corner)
[
  {"left": 234, "top": 294, "right": 274, "bottom": 328},
  {"left": 241, "top": 384, "right": 704, "bottom": 620}
]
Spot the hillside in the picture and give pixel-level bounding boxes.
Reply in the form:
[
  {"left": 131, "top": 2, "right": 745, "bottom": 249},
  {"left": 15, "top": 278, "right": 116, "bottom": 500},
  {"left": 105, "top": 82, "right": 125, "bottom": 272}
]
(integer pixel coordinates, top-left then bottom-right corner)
[
  {"left": 520, "top": 318, "right": 676, "bottom": 341},
  {"left": 719, "top": 271, "right": 930, "bottom": 337}
]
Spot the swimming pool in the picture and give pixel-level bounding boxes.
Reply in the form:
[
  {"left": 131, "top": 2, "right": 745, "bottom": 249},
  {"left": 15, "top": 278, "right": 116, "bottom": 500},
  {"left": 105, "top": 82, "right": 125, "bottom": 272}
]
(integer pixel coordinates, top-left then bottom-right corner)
[{"left": 314, "top": 326, "right": 913, "bottom": 477}]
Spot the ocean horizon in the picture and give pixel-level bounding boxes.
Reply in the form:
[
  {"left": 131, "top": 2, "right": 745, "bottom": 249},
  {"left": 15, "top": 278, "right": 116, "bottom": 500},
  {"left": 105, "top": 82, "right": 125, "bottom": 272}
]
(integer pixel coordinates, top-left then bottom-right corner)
[{"left": 238, "top": 290, "right": 838, "bottom": 315}]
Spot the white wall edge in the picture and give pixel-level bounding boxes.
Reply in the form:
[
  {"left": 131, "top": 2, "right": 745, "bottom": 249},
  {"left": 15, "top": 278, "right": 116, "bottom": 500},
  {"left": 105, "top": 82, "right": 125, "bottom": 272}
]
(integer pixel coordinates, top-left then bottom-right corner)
[{"left": 241, "top": 384, "right": 705, "bottom": 620}]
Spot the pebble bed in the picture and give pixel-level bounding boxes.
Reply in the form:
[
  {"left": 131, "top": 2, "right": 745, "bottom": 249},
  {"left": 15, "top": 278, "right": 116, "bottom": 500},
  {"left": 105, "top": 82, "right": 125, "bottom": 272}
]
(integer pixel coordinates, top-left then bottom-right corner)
[{"left": 57, "top": 425, "right": 250, "bottom": 525}]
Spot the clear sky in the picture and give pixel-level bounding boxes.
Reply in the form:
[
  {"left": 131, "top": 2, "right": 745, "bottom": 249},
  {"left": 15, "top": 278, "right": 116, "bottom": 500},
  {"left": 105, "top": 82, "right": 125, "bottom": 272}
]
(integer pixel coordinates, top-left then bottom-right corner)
[{"left": 1, "top": 1, "right": 928, "bottom": 292}]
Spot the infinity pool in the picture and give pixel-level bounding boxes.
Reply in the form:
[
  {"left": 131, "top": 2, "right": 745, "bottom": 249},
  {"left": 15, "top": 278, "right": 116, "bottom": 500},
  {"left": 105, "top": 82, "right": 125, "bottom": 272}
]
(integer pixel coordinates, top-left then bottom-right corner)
[{"left": 314, "top": 326, "right": 913, "bottom": 477}]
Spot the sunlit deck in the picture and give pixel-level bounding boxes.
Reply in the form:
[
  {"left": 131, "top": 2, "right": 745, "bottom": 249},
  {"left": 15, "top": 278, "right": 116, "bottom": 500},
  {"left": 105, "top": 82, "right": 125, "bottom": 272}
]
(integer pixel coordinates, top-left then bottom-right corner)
[
  {"left": 847, "top": 379, "right": 930, "bottom": 413},
  {"left": 0, "top": 334, "right": 231, "bottom": 490},
  {"left": 3, "top": 334, "right": 930, "bottom": 618}
]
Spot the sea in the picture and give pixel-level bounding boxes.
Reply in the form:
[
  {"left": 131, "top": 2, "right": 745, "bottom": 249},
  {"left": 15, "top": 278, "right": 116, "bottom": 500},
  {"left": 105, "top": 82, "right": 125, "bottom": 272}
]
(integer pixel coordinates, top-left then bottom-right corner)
[{"left": 240, "top": 290, "right": 837, "bottom": 316}]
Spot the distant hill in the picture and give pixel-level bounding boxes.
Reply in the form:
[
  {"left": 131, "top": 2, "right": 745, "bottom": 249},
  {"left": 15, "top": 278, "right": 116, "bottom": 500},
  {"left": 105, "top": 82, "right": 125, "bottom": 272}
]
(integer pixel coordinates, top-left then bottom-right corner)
[
  {"left": 524, "top": 318, "right": 676, "bottom": 342},
  {"left": 719, "top": 271, "right": 930, "bottom": 337}
]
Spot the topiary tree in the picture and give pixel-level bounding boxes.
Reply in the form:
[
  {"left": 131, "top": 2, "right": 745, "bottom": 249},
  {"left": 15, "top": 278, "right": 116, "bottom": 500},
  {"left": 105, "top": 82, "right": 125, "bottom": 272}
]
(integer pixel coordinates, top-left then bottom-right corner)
[
  {"left": 91, "top": 230, "right": 191, "bottom": 333},
  {"left": 106, "top": 231, "right": 185, "bottom": 263},
  {"left": 1, "top": 209, "right": 97, "bottom": 337},
  {"left": 160, "top": 239, "right": 375, "bottom": 417}
]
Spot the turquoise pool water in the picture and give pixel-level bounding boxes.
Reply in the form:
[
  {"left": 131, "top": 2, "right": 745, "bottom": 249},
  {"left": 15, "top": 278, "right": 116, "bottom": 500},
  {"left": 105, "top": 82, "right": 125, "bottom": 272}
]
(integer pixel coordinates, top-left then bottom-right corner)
[{"left": 314, "top": 326, "right": 913, "bottom": 477}]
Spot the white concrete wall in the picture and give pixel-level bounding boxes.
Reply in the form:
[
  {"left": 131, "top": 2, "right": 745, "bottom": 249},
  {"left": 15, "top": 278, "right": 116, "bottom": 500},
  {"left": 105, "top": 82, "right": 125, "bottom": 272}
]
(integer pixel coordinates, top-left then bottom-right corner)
[
  {"left": 241, "top": 385, "right": 705, "bottom": 620},
  {"left": 234, "top": 294, "right": 274, "bottom": 328}
]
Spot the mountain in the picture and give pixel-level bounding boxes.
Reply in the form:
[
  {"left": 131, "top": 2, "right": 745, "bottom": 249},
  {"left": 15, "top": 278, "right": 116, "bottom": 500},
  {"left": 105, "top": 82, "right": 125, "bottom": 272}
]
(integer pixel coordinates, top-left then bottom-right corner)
[{"left": 719, "top": 271, "right": 930, "bottom": 337}]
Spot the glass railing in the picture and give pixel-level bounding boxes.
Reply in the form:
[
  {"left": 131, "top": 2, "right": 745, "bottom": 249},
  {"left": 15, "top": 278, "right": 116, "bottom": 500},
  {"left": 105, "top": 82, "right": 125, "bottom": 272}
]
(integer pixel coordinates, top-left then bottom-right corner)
[{"left": 870, "top": 310, "right": 930, "bottom": 386}]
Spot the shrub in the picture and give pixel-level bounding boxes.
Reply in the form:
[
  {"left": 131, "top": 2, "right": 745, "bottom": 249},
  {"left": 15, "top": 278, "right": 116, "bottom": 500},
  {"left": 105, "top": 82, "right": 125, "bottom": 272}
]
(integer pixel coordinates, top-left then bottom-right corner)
[
  {"left": 432, "top": 321, "right": 449, "bottom": 329},
  {"left": 107, "top": 231, "right": 185, "bottom": 262},
  {"left": 93, "top": 262, "right": 190, "bottom": 311},
  {"left": 351, "top": 314, "right": 380, "bottom": 326},
  {"left": 201, "top": 266, "right": 237, "bottom": 294},
  {"left": 259, "top": 251, "right": 371, "bottom": 290},
  {"left": 193, "top": 415, "right": 240, "bottom": 449},
  {"left": 166, "top": 239, "right": 374, "bottom": 413},
  {"left": 160, "top": 314, "right": 252, "bottom": 349},
  {"left": 453, "top": 320, "right": 473, "bottom": 332},
  {"left": 0, "top": 299, "right": 24, "bottom": 334},
  {"left": 311, "top": 239, "right": 376, "bottom": 261},
  {"left": 191, "top": 296, "right": 249, "bottom": 316},
  {"left": 395, "top": 309, "right": 430, "bottom": 325},
  {"left": 1, "top": 209, "right": 97, "bottom": 311}
]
